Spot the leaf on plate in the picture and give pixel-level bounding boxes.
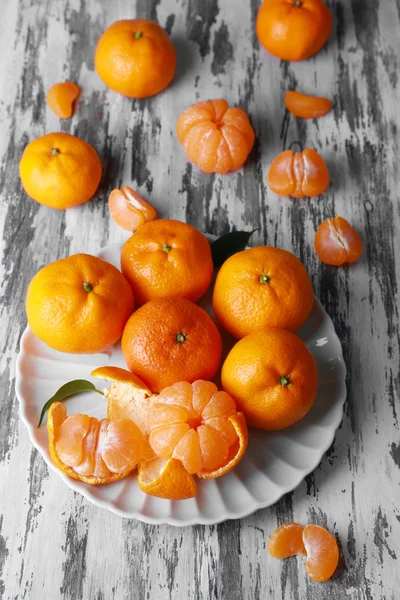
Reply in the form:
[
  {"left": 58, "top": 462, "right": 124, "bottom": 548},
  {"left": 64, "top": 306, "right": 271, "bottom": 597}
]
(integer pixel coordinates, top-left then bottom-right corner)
[
  {"left": 211, "top": 230, "right": 257, "bottom": 268},
  {"left": 37, "top": 379, "right": 103, "bottom": 427}
]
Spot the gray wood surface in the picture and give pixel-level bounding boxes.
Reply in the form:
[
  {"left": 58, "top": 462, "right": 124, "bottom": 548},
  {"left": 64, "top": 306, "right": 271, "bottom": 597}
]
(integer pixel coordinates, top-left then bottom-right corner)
[{"left": 1, "top": 0, "right": 399, "bottom": 598}]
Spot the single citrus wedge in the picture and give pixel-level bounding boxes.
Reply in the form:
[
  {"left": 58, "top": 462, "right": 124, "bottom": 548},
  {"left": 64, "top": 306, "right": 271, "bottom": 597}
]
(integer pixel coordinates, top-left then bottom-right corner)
[
  {"left": 47, "top": 402, "right": 143, "bottom": 484},
  {"left": 46, "top": 82, "right": 80, "bottom": 119},
  {"left": 138, "top": 457, "right": 197, "bottom": 499},
  {"left": 284, "top": 91, "right": 332, "bottom": 119},
  {"left": 148, "top": 381, "right": 248, "bottom": 478},
  {"left": 314, "top": 216, "right": 363, "bottom": 266},
  {"left": 108, "top": 186, "right": 156, "bottom": 231},
  {"left": 91, "top": 366, "right": 156, "bottom": 463},
  {"left": 302, "top": 525, "right": 339, "bottom": 582},
  {"left": 268, "top": 522, "right": 307, "bottom": 558}
]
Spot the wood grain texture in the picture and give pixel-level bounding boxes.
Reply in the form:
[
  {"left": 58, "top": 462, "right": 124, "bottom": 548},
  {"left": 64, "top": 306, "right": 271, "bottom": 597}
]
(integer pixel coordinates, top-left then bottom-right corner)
[{"left": 0, "top": 0, "right": 399, "bottom": 598}]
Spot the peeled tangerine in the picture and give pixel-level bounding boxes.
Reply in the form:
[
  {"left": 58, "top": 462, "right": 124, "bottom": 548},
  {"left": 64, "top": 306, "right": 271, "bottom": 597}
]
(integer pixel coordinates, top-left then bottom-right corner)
[
  {"left": 48, "top": 402, "right": 143, "bottom": 485},
  {"left": 268, "top": 148, "right": 329, "bottom": 198},
  {"left": 268, "top": 522, "right": 339, "bottom": 582},
  {"left": 108, "top": 186, "right": 156, "bottom": 232},
  {"left": 314, "top": 216, "right": 363, "bottom": 266}
]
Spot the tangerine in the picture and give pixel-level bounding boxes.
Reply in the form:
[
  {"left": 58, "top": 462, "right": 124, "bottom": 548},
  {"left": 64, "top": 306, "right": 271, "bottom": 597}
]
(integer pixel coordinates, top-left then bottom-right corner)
[
  {"left": 19, "top": 132, "right": 102, "bottom": 209},
  {"left": 176, "top": 99, "right": 255, "bottom": 174},
  {"left": 212, "top": 246, "right": 314, "bottom": 338},
  {"left": 314, "top": 216, "right": 363, "bottom": 266},
  {"left": 221, "top": 328, "right": 318, "bottom": 430},
  {"left": 268, "top": 148, "right": 329, "bottom": 198},
  {"left": 108, "top": 186, "right": 156, "bottom": 231},
  {"left": 95, "top": 19, "right": 176, "bottom": 98}
]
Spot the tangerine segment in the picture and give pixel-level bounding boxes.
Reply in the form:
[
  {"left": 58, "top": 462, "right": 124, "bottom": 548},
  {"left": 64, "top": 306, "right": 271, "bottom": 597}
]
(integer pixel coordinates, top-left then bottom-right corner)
[
  {"left": 138, "top": 457, "right": 197, "bottom": 499},
  {"left": 268, "top": 149, "right": 329, "bottom": 198},
  {"left": 268, "top": 522, "right": 306, "bottom": 558},
  {"left": 314, "top": 216, "right": 363, "bottom": 266},
  {"left": 48, "top": 402, "right": 143, "bottom": 485},
  {"left": 303, "top": 525, "right": 339, "bottom": 582},
  {"left": 46, "top": 82, "right": 80, "bottom": 119},
  {"left": 176, "top": 99, "right": 255, "bottom": 174},
  {"left": 148, "top": 381, "right": 248, "bottom": 478},
  {"left": 108, "top": 186, "right": 156, "bottom": 232},
  {"left": 284, "top": 91, "right": 332, "bottom": 119}
]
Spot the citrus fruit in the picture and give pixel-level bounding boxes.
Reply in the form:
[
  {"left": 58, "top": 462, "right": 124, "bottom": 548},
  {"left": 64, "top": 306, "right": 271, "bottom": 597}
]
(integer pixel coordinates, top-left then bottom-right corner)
[
  {"left": 121, "top": 297, "right": 222, "bottom": 393},
  {"left": 46, "top": 82, "right": 80, "bottom": 119},
  {"left": 138, "top": 457, "right": 197, "bottom": 499},
  {"left": 108, "top": 186, "right": 156, "bottom": 231},
  {"left": 176, "top": 99, "right": 255, "bottom": 173},
  {"left": 256, "top": 0, "right": 332, "bottom": 61},
  {"left": 314, "top": 216, "right": 363, "bottom": 266},
  {"left": 284, "top": 90, "right": 332, "bottom": 119},
  {"left": 95, "top": 19, "right": 176, "bottom": 98},
  {"left": 121, "top": 219, "right": 213, "bottom": 305},
  {"left": 47, "top": 402, "right": 143, "bottom": 485},
  {"left": 221, "top": 328, "right": 318, "bottom": 430},
  {"left": 303, "top": 524, "right": 339, "bottom": 582},
  {"left": 148, "top": 380, "right": 248, "bottom": 478},
  {"left": 212, "top": 246, "right": 314, "bottom": 339},
  {"left": 26, "top": 253, "right": 134, "bottom": 353},
  {"left": 268, "top": 148, "right": 329, "bottom": 198},
  {"left": 19, "top": 132, "right": 102, "bottom": 209},
  {"left": 268, "top": 523, "right": 306, "bottom": 557}
]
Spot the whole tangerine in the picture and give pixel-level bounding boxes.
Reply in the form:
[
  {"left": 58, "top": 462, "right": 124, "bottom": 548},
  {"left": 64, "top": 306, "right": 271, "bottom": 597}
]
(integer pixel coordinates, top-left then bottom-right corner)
[
  {"left": 26, "top": 253, "right": 134, "bottom": 353},
  {"left": 95, "top": 19, "right": 176, "bottom": 98},
  {"left": 121, "top": 219, "right": 214, "bottom": 305},
  {"left": 256, "top": 0, "right": 332, "bottom": 62},
  {"left": 221, "top": 328, "right": 318, "bottom": 430},
  {"left": 19, "top": 132, "right": 102, "bottom": 209},
  {"left": 121, "top": 297, "right": 222, "bottom": 393},
  {"left": 212, "top": 246, "right": 314, "bottom": 339}
]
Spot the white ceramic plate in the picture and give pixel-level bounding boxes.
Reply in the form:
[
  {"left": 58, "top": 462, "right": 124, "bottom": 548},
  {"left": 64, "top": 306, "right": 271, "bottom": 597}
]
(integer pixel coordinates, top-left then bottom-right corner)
[{"left": 16, "top": 242, "right": 346, "bottom": 526}]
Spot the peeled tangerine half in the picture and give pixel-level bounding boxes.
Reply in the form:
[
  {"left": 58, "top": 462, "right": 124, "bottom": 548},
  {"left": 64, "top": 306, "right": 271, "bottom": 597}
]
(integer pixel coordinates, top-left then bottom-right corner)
[
  {"left": 268, "top": 522, "right": 339, "bottom": 582},
  {"left": 108, "top": 186, "right": 156, "bottom": 231}
]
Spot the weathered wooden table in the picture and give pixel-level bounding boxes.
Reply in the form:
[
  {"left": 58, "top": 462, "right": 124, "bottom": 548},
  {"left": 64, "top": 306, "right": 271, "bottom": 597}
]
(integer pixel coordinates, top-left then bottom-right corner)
[{"left": 1, "top": 0, "right": 399, "bottom": 598}]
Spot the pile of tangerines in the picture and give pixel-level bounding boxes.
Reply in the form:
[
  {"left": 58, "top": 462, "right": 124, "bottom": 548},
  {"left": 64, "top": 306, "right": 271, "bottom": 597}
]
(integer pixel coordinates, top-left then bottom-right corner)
[{"left": 19, "top": 0, "right": 363, "bottom": 581}]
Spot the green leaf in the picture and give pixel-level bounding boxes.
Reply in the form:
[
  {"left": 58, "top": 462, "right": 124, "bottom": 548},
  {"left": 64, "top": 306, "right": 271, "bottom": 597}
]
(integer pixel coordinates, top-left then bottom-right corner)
[
  {"left": 37, "top": 379, "right": 103, "bottom": 427},
  {"left": 211, "top": 230, "right": 257, "bottom": 268}
]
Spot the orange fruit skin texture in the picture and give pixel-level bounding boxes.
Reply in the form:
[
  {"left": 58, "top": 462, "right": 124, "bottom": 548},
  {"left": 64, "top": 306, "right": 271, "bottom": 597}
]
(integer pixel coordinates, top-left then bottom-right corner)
[
  {"left": 48, "top": 402, "right": 143, "bottom": 485},
  {"left": 221, "top": 328, "right": 318, "bottom": 430},
  {"left": 303, "top": 524, "right": 339, "bottom": 582},
  {"left": 284, "top": 90, "right": 332, "bottom": 119},
  {"left": 176, "top": 99, "right": 255, "bottom": 174},
  {"left": 19, "top": 132, "right": 102, "bottom": 209},
  {"left": 148, "top": 381, "right": 248, "bottom": 478},
  {"left": 46, "top": 82, "right": 80, "bottom": 119},
  {"left": 121, "top": 219, "right": 213, "bottom": 305},
  {"left": 256, "top": 0, "right": 333, "bottom": 62},
  {"left": 315, "top": 216, "right": 363, "bottom": 266},
  {"left": 26, "top": 253, "right": 134, "bottom": 353},
  {"left": 138, "top": 457, "right": 197, "bottom": 499},
  {"left": 268, "top": 148, "right": 329, "bottom": 198},
  {"left": 212, "top": 246, "right": 314, "bottom": 339},
  {"left": 268, "top": 522, "right": 307, "bottom": 557},
  {"left": 122, "top": 297, "right": 222, "bottom": 394},
  {"left": 95, "top": 19, "right": 176, "bottom": 98},
  {"left": 108, "top": 186, "right": 156, "bottom": 232}
]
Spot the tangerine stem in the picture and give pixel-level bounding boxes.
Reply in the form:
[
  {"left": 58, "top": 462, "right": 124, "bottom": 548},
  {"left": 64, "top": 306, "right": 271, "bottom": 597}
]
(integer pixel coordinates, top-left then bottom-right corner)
[
  {"left": 83, "top": 282, "right": 93, "bottom": 293},
  {"left": 259, "top": 274, "right": 270, "bottom": 284},
  {"left": 279, "top": 375, "right": 291, "bottom": 387},
  {"left": 294, "top": 0, "right": 302, "bottom": 6},
  {"left": 162, "top": 244, "right": 172, "bottom": 254},
  {"left": 134, "top": 31, "right": 143, "bottom": 39},
  {"left": 51, "top": 148, "right": 60, "bottom": 156},
  {"left": 176, "top": 332, "right": 186, "bottom": 343}
]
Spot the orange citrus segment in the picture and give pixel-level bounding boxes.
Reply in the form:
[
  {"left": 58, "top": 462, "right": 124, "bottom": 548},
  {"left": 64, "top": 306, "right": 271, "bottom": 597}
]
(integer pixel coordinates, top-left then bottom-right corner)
[
  {"left": 138, "top": 457, "right": 197, "bottom": 500},
  {"left": 197, "top": 424, "right": 229, "bottom": 471},
  {"left": 268, "top": 522, "right": 307, "bottom": 558},
  {"left": 303, "top": 525, "right": 339, "bottom": 582},
  {"left": 149, "top": 422, "right": 190, "bottom": 458},
  {"left": 284, "top": 91, "right": 332, "bottom": 119},
  {"left": 46, "top": 82, "right": 80, "bottom": 119},
  {"left": 172, "top": 429, "right": 203, "bottom": 475},
  {"left": 108, "top": 186, "right": 156, "bottom": 232},
  {"left": 47, "top": 402, "right": 143, "bottom": 485},
  {"left": 314, "top": 216, "right": 363, "bottom": 266}
]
